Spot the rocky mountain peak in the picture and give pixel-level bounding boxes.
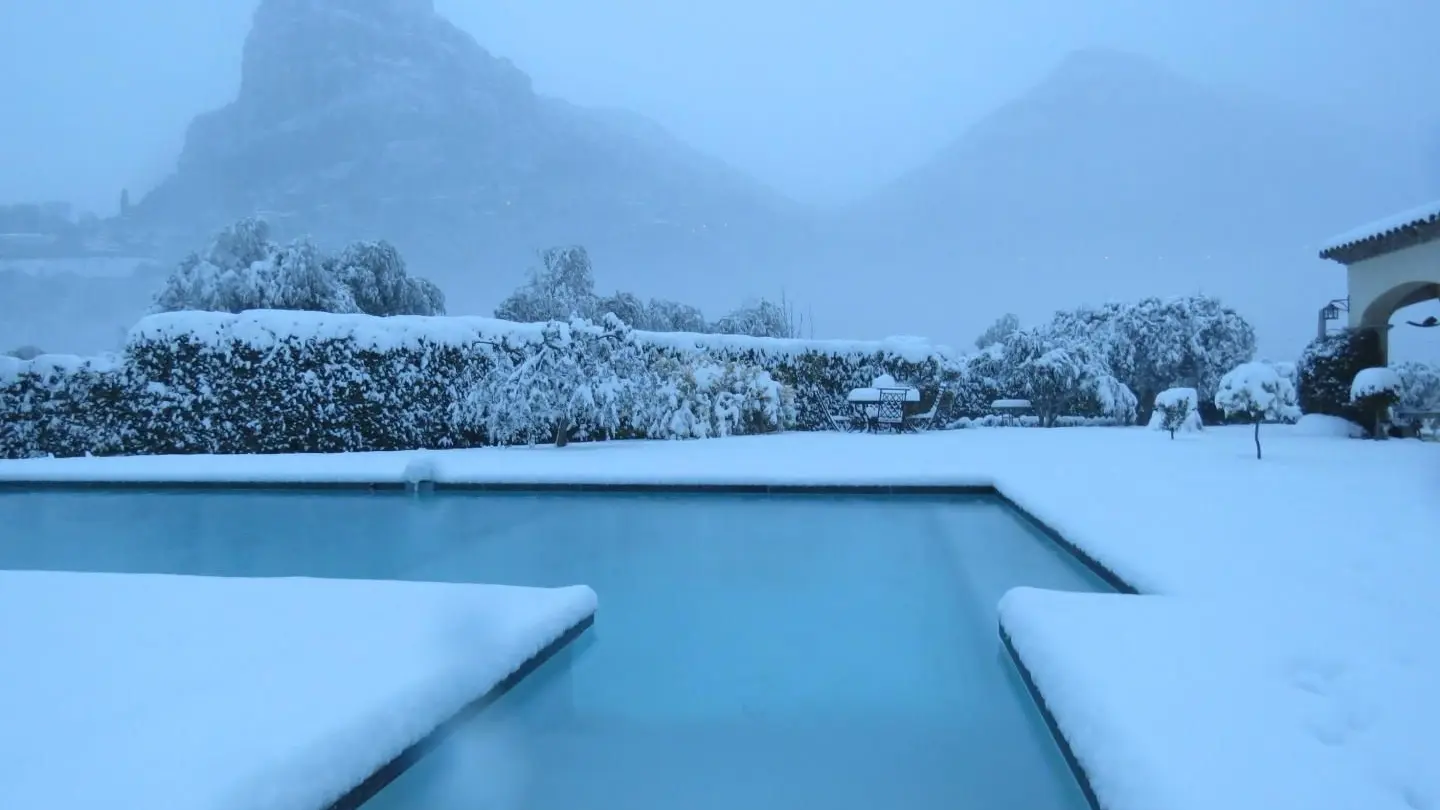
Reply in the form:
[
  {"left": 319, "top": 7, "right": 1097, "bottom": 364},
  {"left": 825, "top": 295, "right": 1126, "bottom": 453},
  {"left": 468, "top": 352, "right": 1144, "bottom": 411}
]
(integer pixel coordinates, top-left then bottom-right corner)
[{"left": 234, "top": 0, "right": 531, "bottom": 128}]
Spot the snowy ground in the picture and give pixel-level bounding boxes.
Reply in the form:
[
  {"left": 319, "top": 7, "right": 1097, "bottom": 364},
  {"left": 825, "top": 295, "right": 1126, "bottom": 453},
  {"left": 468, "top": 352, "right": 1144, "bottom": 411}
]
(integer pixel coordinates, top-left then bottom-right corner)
[
  {"left": 0, "top": 571, "right": 596, "bottom": 810},
  {"left": 1, "top": 426, "right": 1437, "bottom": 810}
]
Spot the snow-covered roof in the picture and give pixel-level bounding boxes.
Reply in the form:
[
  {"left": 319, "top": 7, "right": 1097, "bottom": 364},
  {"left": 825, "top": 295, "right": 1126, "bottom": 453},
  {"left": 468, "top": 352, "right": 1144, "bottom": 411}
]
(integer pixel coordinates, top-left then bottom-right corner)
[{"left": 1319, "top": 198, "right": 1440, "bottom": 264}]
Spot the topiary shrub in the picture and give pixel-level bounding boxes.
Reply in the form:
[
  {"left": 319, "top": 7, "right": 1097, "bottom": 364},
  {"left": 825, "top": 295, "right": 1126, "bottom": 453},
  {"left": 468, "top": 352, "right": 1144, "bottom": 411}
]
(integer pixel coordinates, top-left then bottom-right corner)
[
  {"left": 1296, "top": 328, "right": 1384, "bottom": 429},
  {"left": 1350, "top": 366, "right": 1403, "bottom": 440},
  {"left": 1148, "top": 387, "right": 1202, "bottom": 438}
]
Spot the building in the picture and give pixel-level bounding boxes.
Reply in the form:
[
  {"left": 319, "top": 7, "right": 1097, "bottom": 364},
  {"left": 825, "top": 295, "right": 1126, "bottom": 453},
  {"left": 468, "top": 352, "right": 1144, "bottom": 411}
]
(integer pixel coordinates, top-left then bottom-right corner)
[{"left": 1319, "top": 199, "right": 1440, "bottom": 362}]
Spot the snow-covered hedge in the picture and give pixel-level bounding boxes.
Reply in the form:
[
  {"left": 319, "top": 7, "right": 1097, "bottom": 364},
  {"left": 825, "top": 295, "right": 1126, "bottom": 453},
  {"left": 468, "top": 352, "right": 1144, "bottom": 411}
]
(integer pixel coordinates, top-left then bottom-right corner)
[
  {"left": 0, "top": 354, "right": 130, "bottom": 458},
  {"left": 0, "top": 311, "right": 952, "bottom": 458}
]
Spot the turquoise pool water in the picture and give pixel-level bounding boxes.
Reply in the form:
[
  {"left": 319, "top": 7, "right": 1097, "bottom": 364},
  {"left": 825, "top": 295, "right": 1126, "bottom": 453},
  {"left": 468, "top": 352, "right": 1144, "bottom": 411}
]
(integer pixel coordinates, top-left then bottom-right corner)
[{"left": 0, "top": 489, "right": 1107, "bottom": 810}]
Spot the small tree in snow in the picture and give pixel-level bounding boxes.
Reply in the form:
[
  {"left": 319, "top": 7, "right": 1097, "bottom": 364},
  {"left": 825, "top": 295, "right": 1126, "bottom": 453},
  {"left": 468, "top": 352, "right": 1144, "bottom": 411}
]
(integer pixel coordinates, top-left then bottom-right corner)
[
  {"left": 713, "top": 296, "right": 800, "bottom": 338},
  {"left": 645, "top": 298, "right": 709, "bottom": 333},
  {"left": 974, "top": 313, "right": 1020, "bottom": 350},
  {"left": 1214, "top": 362, "right": 1288, "bottom": 459},
  {"left": 1349, "top": 366, "right": 1403, "bottom": 440},
  {"left": 1149, "top": 387, "right": 1202, "bottom": 438},
  {"left": 494, "top": 245, "right": 598, "bottom": 323}
]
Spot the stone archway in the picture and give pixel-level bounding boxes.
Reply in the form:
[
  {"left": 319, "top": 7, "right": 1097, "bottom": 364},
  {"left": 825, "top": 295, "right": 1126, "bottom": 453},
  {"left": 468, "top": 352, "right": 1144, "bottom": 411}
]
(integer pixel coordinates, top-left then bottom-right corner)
[{"left": 1354, "top": 280, "right": 1440, "bottom": 362}]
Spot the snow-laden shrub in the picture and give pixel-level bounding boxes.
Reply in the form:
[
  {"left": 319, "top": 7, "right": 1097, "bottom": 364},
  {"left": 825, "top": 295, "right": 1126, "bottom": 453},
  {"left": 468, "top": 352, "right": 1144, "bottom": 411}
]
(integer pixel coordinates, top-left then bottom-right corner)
[
  {"left": 1391, "top": 361, "right": 1440, "bottom": 413},
  {"left": 1147, "top": 387, "right": 1202, "bottom": 438},
  {"left": 1296, "top": 328, "right": 1383, "bottom": 424},
  {"left": 455, "top": 314, "right": 650, "bottom": 447},
  {"left": 632, "top": 357, "right": 796, "bottom": 439},
  {"left": 1350, "top": 366, "right": 1403, "bottom": 440},
  {"left": 1214, "top": 362, "right": 1293, "bottom": 459}
]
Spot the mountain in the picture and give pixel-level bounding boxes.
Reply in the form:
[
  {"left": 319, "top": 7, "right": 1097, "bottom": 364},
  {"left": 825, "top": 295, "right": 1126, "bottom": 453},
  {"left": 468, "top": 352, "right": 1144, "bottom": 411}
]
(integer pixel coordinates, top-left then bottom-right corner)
[
  {"left": 813, "top": 48, "right": 1432, "bottom": 354},
  {"left": 128, "top": 0, "right": 803, "bottom": 314}
]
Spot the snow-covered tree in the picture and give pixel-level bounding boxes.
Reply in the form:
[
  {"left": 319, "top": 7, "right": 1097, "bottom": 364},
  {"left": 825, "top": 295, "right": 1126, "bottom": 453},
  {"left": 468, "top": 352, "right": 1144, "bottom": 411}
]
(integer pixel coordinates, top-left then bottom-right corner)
[
  {"left": 1391, "top": 361, "right": 1440, "bottom": 415},
  {"left": 1148, "top": 387, "right": 1202, "bottom": 438},
  {"left": 151, "top": 218, "right": 444, "bottom": 316},
  {"left": 333, "top": 240, "right": 445, "bottom": 316},
  {"left": 268, "top": 239, "right": 358, "bottom": 312},
  {"left": 1002, "top": 329, "right": 1133, "bottom": 426},
  {"left": 494, "top": 245, "right": 598, "bottom": 323},
  {"left": 714, "top": 297, "right": 798, "bottom": 338},
  {"left": 1350, "top": 366, "right": 1403, "bottom": 440},
  {"left": 4, "top": 345, "right": 43, "bottom": 360},
  {"left": 1214, "top": 362, "right": 1289, "bottom": 459},
  {"left": 974, "top": 313, "right": 1020, "bottom": 350},
  {"left": 645, "top": 298, "right": 709, "bottom": 333},
  {"left": 1047, "top": 295, "right": 1255, "bottom": 423},
  {"left": 594, "top": 291, "right": 649, "bottom": 330}
]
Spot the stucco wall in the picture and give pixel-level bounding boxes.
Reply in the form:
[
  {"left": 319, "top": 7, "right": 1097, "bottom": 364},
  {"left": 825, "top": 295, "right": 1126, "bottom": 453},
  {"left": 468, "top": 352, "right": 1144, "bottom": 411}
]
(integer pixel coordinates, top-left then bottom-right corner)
[{"left": 1347, "top": 238, "right": 1440, "bottom": 329}]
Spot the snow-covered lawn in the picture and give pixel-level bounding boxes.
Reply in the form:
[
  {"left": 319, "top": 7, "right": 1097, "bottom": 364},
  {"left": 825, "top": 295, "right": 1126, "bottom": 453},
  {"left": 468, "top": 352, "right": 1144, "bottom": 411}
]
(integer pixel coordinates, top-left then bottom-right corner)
[
  {"left": 0, "top": 572, "right": 596, "bottom": 810},
  {"left": 1, "top": 425, "right": 1437, "bottom": 810}
]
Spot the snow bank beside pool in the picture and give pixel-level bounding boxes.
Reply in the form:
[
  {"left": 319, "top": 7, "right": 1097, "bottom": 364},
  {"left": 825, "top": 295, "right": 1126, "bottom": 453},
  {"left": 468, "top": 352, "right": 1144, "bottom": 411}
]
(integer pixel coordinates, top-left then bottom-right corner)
[
  {"left": 1000, "top": 588, "right": 1436, "bottom": 810},
  {"left": 0, "top": 571, "right": 596, "bottom": 810}
]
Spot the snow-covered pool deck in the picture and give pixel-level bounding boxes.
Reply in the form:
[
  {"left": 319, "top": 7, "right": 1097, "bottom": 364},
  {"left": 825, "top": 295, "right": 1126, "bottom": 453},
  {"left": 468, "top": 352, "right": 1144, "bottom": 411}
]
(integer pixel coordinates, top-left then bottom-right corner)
[
  {"left": 3, "top": 426, "right": 1438, "bottom": 810},
  {"left": 0, "top": 572, "right": 596, "bottom": 810}
]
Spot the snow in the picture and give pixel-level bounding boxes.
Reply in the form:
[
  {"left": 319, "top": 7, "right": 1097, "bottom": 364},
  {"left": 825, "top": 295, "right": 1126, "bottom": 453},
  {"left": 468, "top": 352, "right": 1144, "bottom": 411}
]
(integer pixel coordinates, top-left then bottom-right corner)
[
  {"left": 0, "top": 352, "right": 119, "bottom": 385},
  {"left": 0, "top": 571, "right": 596, "bottom": 810},
  {"left": 1320, "top": 198, "right": 1440, "bottom": 254},
  {"left": 127, "top": 309, "right": 959, "bottom": 364},
  {"left": 1293, "top": 413, "right": 1367, "bottom": 438},
  {"left": 1352, "top": 366, "right": 1403, "bottom": 401},
  {"left": 1000, "top": 589, "right": 1434, "bottom": 810},
  {"left": 992, "top": 398, "right": 1031, "bottom": 408},
  {"left": 846, "top": 386, "right": 921, "bottom": 402},
  {"left": 2, "top": 426, "right": 1437, "bottom": 810}
]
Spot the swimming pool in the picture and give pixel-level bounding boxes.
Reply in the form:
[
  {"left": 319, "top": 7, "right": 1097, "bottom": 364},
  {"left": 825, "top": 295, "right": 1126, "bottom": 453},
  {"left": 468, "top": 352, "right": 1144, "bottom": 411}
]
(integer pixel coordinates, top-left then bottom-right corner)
[{"left": 0, "top": 489, "right": 1108, "bottom": 810}]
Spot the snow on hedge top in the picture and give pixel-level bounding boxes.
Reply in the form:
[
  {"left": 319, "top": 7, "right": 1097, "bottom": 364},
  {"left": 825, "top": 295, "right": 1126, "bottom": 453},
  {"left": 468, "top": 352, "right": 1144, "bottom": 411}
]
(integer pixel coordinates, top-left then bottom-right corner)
[
  {"left": 1320, "top": 198, "right": 1440, "bottom": 254},
  {"left": 0, "top": 353, "right": 120, "bottom": 385},
  {"left": 127, "top": 310, "right": 958, "bottom": 362},
  {"left": 1351, "top": 366, "right": 1403, "bottom": 401},
  {"left": 128, "top": 310, "right": 532, "bottom": 353}
]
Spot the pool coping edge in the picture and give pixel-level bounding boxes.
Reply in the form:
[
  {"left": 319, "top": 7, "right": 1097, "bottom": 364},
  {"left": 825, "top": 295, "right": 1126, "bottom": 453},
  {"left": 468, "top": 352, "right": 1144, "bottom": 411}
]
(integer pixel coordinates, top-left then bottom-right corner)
[
  {"left": 1000, "top": 623, "right": 1105, "bottom": 810},
  {"left": 322, "top": 610, "right": 596, "bottom": 810}
]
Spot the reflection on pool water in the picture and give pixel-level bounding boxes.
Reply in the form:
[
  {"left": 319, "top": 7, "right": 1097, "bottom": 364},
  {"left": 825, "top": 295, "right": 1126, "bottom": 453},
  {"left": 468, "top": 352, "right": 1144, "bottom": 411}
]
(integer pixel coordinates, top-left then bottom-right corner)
[{"left": 0, "top": 489, "right": 1108, "bottom": 810}]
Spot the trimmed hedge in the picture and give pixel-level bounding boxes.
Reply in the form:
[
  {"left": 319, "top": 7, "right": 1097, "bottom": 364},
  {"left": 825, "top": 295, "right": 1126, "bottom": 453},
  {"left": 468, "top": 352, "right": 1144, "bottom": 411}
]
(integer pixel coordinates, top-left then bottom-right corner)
[{"left": 2, "top": 311, "right": 966, "bottom": 458}]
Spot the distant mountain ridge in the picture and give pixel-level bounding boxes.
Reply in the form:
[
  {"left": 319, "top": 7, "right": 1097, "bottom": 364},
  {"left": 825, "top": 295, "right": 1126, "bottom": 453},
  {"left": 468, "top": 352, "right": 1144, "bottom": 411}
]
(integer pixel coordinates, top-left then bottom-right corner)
[
  {"left": 800, "top": 47, "right": 1430, "bottom": 354},
  {"left": 118, "top": 12, "right": 1431, "bottom": 356},
  {"left": 129, "top": 0, "right": 800, "bottom": 314}
]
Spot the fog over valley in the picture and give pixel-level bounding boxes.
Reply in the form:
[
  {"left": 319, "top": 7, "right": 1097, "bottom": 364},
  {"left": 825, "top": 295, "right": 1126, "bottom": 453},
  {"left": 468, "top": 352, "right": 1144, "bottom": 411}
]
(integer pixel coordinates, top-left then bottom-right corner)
[{"left": 3, "top": 0, "right": 1438, "bottom": 363}]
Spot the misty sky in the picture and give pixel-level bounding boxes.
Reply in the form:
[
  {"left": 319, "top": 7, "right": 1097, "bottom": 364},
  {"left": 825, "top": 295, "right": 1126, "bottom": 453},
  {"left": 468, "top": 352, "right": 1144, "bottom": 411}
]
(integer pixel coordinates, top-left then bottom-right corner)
[{"left": 3, "top": 0, "right": 1438, "bottom": 214}]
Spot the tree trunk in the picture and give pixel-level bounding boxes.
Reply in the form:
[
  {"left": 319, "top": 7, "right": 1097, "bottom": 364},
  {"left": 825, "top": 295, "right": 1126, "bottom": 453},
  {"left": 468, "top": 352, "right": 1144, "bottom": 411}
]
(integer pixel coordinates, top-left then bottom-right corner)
[
  {"left": 554, "top": 418, "right": 570, "bottom": 447},
  {"left": 1253, "top": 418, "right": 1262, "bottom": 460}
]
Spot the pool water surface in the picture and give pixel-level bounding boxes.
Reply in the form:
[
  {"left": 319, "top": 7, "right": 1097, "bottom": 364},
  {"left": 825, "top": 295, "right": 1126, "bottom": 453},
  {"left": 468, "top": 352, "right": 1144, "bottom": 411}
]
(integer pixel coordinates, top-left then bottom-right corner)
[{"left": 0, "top": 489, "right": 1107, "bottom": 810}]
